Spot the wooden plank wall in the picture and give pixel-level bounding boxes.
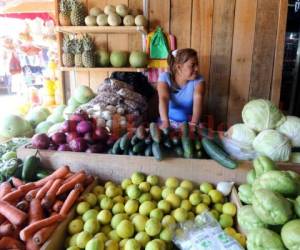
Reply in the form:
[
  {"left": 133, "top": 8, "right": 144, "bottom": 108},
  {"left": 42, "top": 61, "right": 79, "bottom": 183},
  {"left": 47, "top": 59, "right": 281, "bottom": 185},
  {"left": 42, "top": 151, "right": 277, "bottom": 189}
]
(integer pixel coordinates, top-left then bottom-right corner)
[{"left": 61, "top": 0, "right": 288, "bottom": 127}]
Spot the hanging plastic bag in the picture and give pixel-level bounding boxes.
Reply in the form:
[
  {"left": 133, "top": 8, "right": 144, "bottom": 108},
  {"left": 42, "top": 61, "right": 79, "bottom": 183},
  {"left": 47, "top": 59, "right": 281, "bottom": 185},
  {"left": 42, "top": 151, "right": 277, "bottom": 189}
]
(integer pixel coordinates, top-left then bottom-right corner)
[
  {"left": 150, "top": 27, "right": 169, "bottom": 59},
  {"left": 9, "top": 53, "right": 22, "bottom": 75}
]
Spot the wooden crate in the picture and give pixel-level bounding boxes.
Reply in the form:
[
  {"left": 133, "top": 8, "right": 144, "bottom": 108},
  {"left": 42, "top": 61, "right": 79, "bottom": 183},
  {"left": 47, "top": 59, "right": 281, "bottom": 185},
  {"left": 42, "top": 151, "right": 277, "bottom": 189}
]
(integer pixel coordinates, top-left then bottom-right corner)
[{"left": 17, "top": 145, "right": 300, "bottom": 185}]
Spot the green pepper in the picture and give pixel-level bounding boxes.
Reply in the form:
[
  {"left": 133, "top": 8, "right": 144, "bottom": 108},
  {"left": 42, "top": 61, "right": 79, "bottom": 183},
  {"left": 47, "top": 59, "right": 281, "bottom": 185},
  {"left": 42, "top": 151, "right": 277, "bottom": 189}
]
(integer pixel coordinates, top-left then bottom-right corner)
[{"left": 253, "top": 156, "right": 277, "bottom": 177}]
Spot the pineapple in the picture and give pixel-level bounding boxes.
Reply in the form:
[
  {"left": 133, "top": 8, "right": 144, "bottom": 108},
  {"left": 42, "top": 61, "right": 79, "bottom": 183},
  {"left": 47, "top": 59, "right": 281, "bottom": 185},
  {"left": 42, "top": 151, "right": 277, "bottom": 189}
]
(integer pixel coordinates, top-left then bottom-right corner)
[
  {"left": 74, "top": 38, "right": 83, "bottom": 67},
  {"left": 82, "top": 35, "right": 95, "bottom": 68},
  {"left": 62, "top": 36, "right": 74, "bottom": 67},
  {"left": 59, "top": 0, "right": 71, "bottom": 26},
  {"left": 70, "top": 0, "right": 87, "bottom": 26}
]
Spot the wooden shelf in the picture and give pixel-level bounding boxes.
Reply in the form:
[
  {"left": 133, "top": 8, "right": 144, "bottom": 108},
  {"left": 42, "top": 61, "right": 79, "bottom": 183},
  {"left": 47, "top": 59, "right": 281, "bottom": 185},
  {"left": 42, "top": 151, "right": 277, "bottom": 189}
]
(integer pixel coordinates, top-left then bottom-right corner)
[
  {"left": 56, "top": 26, "right": 147, "bottom": 35},
  {"left": 60, "top": 67, "right": 147, "bottom": 72}
]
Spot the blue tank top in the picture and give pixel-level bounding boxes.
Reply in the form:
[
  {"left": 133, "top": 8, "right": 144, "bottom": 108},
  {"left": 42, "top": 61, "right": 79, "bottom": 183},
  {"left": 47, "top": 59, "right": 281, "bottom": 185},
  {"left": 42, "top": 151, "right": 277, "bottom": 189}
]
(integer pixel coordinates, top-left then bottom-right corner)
[{"left": 158, "top": 72, "right": 204, "bottom": 122}]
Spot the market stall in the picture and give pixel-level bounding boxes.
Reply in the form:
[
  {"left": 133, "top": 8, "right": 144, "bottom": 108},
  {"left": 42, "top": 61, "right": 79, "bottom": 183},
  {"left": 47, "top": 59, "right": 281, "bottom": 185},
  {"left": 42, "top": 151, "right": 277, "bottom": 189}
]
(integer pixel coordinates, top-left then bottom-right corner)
[{"left": 1, "top": 0, "right": 300, "bottom": 250}]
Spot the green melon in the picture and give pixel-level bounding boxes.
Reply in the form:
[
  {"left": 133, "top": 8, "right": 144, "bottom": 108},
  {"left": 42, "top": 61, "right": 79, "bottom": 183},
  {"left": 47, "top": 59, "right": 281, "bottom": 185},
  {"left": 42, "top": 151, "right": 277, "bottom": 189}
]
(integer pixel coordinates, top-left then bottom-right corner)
[
  {"left": 129, "top": 51, "right": 148, "bottom": 68},
  {"left": 73, "top": 86, "right": 95, "bottom": 104},
  {"left": 110, "top": 51, "right": 129, "bottom": 67}
]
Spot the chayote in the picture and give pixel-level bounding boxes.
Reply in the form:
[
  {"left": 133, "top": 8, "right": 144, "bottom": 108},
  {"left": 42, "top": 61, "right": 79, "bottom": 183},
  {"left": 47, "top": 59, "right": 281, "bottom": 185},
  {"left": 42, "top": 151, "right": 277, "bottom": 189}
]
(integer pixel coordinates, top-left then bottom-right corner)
[
  {"left": 281, "top": 219, "right": 300, "bottom": 250},
  {"left": 252, "top": 189, "right": 293, "bottom": 225},
  {"left": 253, "top": 155, "right": 277, "bottom": 177},
  {"left": 237, "top": 205, "right": 267, "bottom": 234},
  {"left": 252, "top": 170, "right": 298, "bottom": 197},
  {"left": 247, "top": 228, "right": 286, "bottom": 250},
  {"left": 238, "top": 184, "right": 253, "bottom": 205},
  {"left": 247, "top": 169, "right": 256, "bottom": 185}
]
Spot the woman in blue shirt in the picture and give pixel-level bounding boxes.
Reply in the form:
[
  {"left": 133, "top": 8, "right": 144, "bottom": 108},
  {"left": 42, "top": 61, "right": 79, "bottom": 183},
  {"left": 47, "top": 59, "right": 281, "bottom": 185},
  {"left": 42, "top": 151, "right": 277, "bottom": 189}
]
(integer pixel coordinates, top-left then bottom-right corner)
[{"left": 157, "top": 48, "right": 205, "bottom": 129}]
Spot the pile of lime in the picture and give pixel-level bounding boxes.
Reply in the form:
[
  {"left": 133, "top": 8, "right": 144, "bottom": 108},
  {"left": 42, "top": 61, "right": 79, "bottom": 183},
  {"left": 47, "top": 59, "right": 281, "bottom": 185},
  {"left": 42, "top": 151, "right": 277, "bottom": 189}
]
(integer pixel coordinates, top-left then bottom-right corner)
[{"left": 65, "top": 172, "right": 245, "bottom": 250}]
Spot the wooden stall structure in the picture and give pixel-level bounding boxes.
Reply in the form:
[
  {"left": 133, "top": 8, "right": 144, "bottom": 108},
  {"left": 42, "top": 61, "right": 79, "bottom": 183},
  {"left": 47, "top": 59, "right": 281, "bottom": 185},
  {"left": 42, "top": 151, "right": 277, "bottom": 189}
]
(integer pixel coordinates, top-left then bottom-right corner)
[{"left": 55, "top": 0, "right": 288, "bottom": 126}]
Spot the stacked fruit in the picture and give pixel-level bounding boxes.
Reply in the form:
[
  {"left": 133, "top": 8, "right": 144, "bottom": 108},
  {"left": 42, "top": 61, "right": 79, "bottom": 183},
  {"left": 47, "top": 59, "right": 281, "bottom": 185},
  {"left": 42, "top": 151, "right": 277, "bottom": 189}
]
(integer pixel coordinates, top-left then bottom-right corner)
[
  {"left": 65, "top": 172, "right": 243, "bottom": 250},
  {"left": 110, "top": 122, "right": 203, "bottom": 161}
]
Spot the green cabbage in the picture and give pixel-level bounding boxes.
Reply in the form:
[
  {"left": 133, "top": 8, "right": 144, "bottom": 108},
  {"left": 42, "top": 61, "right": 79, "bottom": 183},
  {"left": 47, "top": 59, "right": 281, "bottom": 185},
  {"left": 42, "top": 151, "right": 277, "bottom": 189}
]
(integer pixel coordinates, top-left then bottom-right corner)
[
  {"left": 242, "top": 99, "right": 286, "bottom": 132},
  {"left": 247, "top": 228, "right": 286, "bottom": 250},
  {"left": 252, "top": 170, "right": 298, "bottom": 197},
  {"left": 226, "top": 123, "right": 256, "bottom": 146},
  {"left": 281, "top": 219, "right": 300, "bottom": 250},
  {"left": 247, "top": 169, "right": 256, "bottom": 185},
  {"left": 252, "top": 189, "right": 292, "bottom": 225},
  {"left": 277, "top": 116, "right": 300, "bottom": 147},
  {"left": 253, "top": 130, "right": 291, "bottom": 162},
  {"left": 237, "top": 205, "right": 267, "bottom": 234}
]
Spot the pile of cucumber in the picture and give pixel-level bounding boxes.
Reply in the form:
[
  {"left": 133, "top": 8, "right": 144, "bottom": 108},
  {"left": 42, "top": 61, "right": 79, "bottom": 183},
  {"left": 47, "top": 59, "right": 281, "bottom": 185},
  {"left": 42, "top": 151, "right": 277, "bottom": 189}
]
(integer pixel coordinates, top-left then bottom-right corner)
[
  {"left": 109, "top": 122, "right": 203, "bottom": 161},
  {"left": 109, "top": 122, "right": 238, "bottom": 169}
]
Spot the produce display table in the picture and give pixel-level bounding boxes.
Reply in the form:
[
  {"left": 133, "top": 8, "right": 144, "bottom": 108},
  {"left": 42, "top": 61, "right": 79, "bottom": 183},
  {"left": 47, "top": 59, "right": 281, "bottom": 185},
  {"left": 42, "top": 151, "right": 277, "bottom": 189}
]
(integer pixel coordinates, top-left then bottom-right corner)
[{"left": 17, "top": 145, "right": 300, "bottom": 185}]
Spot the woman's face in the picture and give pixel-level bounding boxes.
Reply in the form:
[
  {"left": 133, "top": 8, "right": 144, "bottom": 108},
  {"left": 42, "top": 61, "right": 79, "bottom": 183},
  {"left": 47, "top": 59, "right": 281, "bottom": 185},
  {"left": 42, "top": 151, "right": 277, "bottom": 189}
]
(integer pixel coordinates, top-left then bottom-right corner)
[{"left": 177, "top": 57, "right": 199, "bottom": 80}]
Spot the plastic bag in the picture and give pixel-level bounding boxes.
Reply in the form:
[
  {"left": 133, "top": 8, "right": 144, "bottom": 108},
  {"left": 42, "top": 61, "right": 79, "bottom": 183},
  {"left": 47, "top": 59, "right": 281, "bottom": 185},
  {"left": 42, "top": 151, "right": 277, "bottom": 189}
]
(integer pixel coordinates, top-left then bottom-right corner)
[
  {"left": 222, "top": 136, "right": 258, "bottom": 160},
  {"left": 150, "top": 27, "right": 169, "bottom": 59},
  {"left": 173, "top": 212, "right": 244, "bottom": 250},
  {"left": 9, "top": 53, "right": 21, "bottom": 75}
]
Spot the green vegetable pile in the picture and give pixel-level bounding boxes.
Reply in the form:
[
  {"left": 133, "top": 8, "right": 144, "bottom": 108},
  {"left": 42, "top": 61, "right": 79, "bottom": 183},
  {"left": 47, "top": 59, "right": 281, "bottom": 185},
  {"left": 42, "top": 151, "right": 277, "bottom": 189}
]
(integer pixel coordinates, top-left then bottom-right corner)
[{"left": 237, "top": 155, "right": 300, "bottom": 250}]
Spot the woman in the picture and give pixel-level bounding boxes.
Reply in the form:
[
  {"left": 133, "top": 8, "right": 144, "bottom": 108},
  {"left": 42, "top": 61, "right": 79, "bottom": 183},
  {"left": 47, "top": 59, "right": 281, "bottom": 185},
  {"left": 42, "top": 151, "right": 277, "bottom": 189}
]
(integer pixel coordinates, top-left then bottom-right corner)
[{"left": 157, "top": 48, "right": 205, "bottom": 129}]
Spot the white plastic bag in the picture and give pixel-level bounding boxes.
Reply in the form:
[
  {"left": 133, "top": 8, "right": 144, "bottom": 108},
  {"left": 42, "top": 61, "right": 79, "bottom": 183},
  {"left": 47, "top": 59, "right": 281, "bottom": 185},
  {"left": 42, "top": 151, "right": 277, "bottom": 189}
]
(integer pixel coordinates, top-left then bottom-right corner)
[{"left": 173, "top": 212, "right": 244, "bottom": 250}]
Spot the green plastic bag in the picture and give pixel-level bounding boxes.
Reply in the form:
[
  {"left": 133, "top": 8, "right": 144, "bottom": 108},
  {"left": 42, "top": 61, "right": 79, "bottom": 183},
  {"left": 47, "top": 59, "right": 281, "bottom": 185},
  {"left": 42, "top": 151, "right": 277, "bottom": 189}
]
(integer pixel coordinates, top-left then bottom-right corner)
[{"left": 150, "top": 27, "right": 169, "bottom": 59}]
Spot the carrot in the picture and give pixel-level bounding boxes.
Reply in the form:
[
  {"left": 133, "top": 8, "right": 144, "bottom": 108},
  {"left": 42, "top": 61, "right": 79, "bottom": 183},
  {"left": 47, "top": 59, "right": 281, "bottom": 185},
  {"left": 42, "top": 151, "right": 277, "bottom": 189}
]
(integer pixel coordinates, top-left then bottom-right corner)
[
  {"left": 41, "top": 179, "right": 63, "bottom": 209},
  {"left": 0, "top": 221, "right": 15, "bottom": 236},
  {"left": 35, "top": 179, "right": 53, "bottom": 200},
  {"left": 85, "top": 174, "right": 95, "bottom": 186},
  {"left": 52, "top": 200, "right": 63, "bottom": 213},
  {"left": 18, "top": 182, "right": 36, "bottom": 193},
  {"left": 60, "top": 184, "right": 83, "bottom": 216},
  {"left": 26, "top": 239, "right": 39, "bottom": 250},
  {"left": 0, "top": 236, "right": 25, "bottom": 250},
  {"left": 32, "top": 222, "right": 58, "bottom": 246},
  {"left": 0, "top": 182, "right": 12, "bottom": 199},
  {"left": 35, "top": 165, "right": 70, "bottom": 187},
  {"left": 2, "top": 189, "right": 23, "bottom": 203},
  {"left": 19, "top": 214, "right": 63, "bottom": 241},
  {"left": 29, "top": 199, "right": 44, "bottom": 224},
  {"left": 16, "top": 200, "right": 29, "bottom": 212},
  {"left": 10, "top": 177, "right": 24, "bottom": 188},
  {"left": 25, "top": 188, "right": 40, "bottom": 202},
  {"left": 64, "top": 172, "right": 75, "bottom": 179},
  {"left": 0, "top": 200, "right": 27, "bottom": 226},
  {"left": 56, "top": 172, "right": 86, "bottom": 195}
]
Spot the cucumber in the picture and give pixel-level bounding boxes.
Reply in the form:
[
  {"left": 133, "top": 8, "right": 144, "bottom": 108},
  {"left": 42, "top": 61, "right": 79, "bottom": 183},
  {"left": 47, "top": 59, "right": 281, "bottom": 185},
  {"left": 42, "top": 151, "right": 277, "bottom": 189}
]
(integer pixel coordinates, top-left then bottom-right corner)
[
  {"left": 152, "top": 142, "right": 163, "bottom": 161},
  {"left": 144, "top": 144, "right": 153, "bottom": 157},
  {"left": 194, "top": 138, "right": 202, "bottom": 151},
  {"left": 201, "top": 137, "right": 238, "bottom": 169},
  {"left": 182, "top": 121, "right": 189, "bottom": 138},
  {"left": 133, "top": 141, "right": 146, "bottom": 154},
  {"left": 182, "top": 137, "right": 194, "bottom": 159},
  {"left": 136, "top": 125, "right": 146, "bottom": 140},
  {"left": 112, "top": 138, "right": 122, "bottom": 154},
  {"left": 36, "top": 169, "right": 51, "bottom": 180},
  {"left": 131, "top": 135, "right": 140, "bottom": 146},
  {"left": 149, "top": 123, "right": 162, "bottom": 143},
  {"left": 171, "top": 136, "right": 180, "bottom": 146},
  {"left": 120, "top": 133, "right": 130, "bottom": 150},
  {"left": 174, "top": 146, "right": 184, "bottom": 157},
  {"left": 22, "top": 155, "right": 40, "bottom": 182}
]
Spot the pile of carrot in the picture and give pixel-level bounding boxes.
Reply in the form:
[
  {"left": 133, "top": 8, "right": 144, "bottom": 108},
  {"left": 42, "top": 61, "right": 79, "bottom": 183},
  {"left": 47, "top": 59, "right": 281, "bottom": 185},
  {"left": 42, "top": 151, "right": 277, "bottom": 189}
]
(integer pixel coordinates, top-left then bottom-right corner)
[{"left": 0, "top": 165, "right": 93, "bottom": 249}]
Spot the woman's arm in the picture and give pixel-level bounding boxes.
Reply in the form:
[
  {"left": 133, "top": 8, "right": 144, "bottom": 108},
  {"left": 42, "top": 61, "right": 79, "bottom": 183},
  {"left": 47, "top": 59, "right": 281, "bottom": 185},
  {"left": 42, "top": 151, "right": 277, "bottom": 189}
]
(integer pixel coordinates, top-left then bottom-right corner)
[
  {"left": 157, "top": 82, "right": 170, "bottom": 128},
  {"left": 191, "top": 81, "right": 205, "bottom": 125}
]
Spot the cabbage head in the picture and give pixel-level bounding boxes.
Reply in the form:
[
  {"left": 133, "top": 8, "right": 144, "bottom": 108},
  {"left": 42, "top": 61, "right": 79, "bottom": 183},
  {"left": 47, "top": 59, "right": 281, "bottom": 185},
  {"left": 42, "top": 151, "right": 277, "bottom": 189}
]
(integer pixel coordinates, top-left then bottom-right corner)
[
  {"left": 247, "top": 169, "right": 256, "bottom": 185},
  {"left": 252, "top": 170, "right": 298, "bottom": 197},
  {"left": 252, "top": 189, "right": 292, "bottom": 225},
  {"left": 253, "top": 130, "right": 291, "bottom": 162},
  {"left": 281, "top": 219, "right": 300, "bottom": 250},
  {"left": 242, "top": 99, "right": 286, "bottom": 132},
  {"left": 253, "top": 155, "right": 278, "bottom": 177},
  {"left": 277, "top": 116, "right": 300, "bottom": 147},
  {"left": 247, "top": 228, "right": 286, "bottom": 250},
  {"left": 237, "top": 205, "right": 267, "bottom": 234},
  {"left": 226, "top": 123, "right": 256, "bottom": 146}
]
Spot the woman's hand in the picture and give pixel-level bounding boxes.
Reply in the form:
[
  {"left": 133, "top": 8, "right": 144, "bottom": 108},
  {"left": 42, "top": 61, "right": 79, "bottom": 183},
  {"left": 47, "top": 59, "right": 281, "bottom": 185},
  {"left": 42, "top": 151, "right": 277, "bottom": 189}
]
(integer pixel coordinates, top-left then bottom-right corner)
[{"left": 160, "top": 120, "right": 170, "bottom": 129}]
